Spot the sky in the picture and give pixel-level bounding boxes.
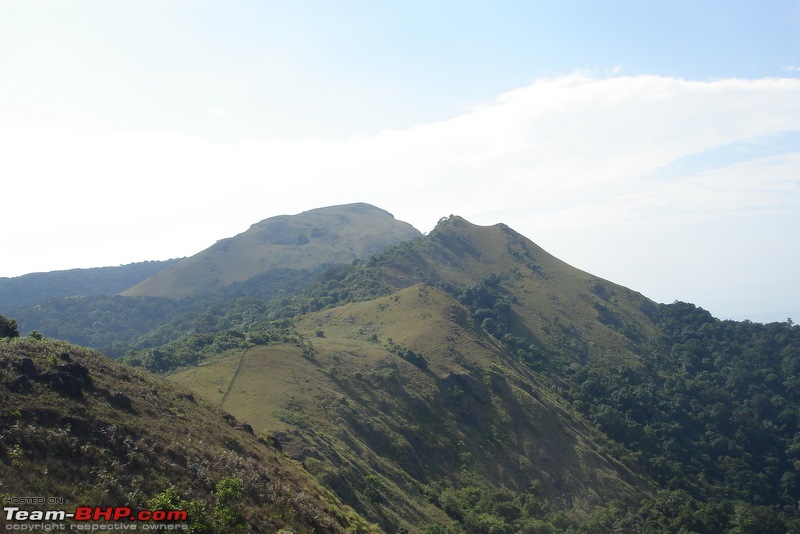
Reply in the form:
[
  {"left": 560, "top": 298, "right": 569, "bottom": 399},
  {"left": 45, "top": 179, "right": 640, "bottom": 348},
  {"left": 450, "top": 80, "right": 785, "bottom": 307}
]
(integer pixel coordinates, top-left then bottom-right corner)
[{"left": 2, "top": 1, "right": 799, "bottom": 322}]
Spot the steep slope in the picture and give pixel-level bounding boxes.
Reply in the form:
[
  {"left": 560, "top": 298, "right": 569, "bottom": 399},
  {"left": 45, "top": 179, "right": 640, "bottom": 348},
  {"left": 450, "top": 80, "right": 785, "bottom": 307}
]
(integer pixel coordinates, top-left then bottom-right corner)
[
  {"left": 171, "top": 284, "right": 653, "bottom": 531},
  {"left": 59, "top": 209, "right": 800, "bottom": 531},
  {"left": 0, "top": 336, "right": 378, "bottom": 533},
  {"left": 257, "top": 215, "right": 799, "bottom": 531},
  {"left": 123, "top": 203, "right": 421, "bottom": 298},
  {"left": 301, "top": 215, "right": 664, "bottom": 373}
]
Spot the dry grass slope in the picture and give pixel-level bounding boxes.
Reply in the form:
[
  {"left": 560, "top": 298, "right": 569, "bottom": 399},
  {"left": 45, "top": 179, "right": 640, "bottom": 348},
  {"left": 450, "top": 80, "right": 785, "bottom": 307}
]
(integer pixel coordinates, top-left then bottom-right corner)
[
  {"left": 376, "top": 216, "right": 665, "bottom": 372},
  {"left": 0, "top": 337, "right": 378, "bottom": 533},
  {"left": 171, "top": 284, "right": 654, "bottom": 531}
]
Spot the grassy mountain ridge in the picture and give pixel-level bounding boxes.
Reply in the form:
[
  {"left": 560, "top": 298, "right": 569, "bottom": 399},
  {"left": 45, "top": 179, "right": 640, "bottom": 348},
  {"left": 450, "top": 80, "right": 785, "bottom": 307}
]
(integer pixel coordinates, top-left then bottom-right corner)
[
  {"left": 153, "top": 214, "right": 673, "bottom": 529},
  {"left": 0, "top": 336, "right": 378, "bottom": 533},
  {"left": 122, "top": 203, "right": 422, "bottom": 298},
  {"left": 277, "top": 215, "right": 663, "bottom": 373},
  {"left": 170, "top": 284, "right": 653, "bottom": 531}
]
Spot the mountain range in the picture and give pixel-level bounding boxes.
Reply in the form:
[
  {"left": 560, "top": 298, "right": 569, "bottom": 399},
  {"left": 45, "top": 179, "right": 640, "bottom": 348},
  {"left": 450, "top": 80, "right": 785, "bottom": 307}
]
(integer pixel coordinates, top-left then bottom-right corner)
[
  {"left": 0, "top": 258, "right": 182, "bottom": 314},
  {"left": 2, "top": 203, "right": 798, "bottom": 533}
]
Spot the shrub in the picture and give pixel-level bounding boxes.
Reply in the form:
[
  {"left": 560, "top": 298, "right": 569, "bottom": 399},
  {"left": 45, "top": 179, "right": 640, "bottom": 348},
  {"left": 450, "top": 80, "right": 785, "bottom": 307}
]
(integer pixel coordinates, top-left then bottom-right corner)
[{"left": 0, "top": 315, "right": 19, "bottom": 338}]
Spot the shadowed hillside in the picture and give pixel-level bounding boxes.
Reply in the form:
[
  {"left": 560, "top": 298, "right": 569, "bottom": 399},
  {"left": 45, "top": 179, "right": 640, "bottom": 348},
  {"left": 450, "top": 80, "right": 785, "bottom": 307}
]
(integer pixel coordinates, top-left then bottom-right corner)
[{"left": 0, "top": 336, "right": 378, "bottom": 533}]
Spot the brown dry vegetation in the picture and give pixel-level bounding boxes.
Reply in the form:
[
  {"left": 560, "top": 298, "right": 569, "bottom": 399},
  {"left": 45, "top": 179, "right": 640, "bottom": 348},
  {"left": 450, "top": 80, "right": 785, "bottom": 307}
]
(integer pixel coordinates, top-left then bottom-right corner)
[{"left": 0, "top": 337, "right": 378, "bottom": 533}]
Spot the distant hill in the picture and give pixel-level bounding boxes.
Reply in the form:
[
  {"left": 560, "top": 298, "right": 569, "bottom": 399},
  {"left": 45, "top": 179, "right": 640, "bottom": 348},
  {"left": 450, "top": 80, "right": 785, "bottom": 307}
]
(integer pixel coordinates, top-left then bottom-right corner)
[
  {"left": 122, "top": 203, "right": 422, "bottom": 298},
  {"left": 11, "top": 294, "right": 201, "bottom": 356},
  {"left": 0, "top": 336, "right": 378, "bottom": 533},
  {"left": 0, "top": 259, "right": 181, "bottom": 314},
  {"left": 9, "top": 204, "right": 420, "bottom": 355}
]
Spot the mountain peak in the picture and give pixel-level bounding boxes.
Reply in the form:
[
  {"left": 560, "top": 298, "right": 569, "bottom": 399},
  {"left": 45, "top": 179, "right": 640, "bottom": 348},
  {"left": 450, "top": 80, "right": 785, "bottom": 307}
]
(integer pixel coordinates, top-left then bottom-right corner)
[{"left": 122, "top": 203, "right": 421, "bottom": 298}]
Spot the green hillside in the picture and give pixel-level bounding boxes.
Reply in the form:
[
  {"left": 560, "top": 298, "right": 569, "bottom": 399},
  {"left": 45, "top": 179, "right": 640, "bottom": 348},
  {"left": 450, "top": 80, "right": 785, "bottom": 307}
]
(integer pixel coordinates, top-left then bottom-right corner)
[
  {"left": 5, "top": 206, "right": 799, "bottom": 533},
  {"left": 158, "top": 216, "right": 669, "bottom": 531},
  {"left": 11, "top": 204, "right": 420, "bottom": 355},
  {"left": 170, "top": 284, "right": 652, "bottom": 531},
  {"left": 274, "top": 214, "right": 664, "bottom": 373},
  {"left": 152, "top": 214, "right": 800, "bottom": 532},
  {"left": 122, "top": 203, "right": 421, "bottom": 298},
  {"left": 0, "top": 335, "right": 378, "bottom": 533}
]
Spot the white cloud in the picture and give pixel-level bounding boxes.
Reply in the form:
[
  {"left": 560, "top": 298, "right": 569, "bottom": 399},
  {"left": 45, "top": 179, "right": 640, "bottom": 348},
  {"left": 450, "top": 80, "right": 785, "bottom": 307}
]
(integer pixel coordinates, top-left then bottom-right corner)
[
  {"left": 206, "top": 106, "right": 228, "bottom": 117},
  {"left": 3, "top": 73, "right": 800, "bottom": 319}
]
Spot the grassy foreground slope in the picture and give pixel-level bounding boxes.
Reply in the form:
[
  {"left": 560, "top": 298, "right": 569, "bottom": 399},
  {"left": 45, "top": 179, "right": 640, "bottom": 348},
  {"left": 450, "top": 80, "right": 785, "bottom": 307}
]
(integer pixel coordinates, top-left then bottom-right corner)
[
  {"left": 123, "top": 203, "right": 422, "bottom": 298},
  {"left": 0, "top": 336, "right": 377, "bottom": 533},
  {"left": 171, "top": 284, "right": 653, "bottom": 532}
]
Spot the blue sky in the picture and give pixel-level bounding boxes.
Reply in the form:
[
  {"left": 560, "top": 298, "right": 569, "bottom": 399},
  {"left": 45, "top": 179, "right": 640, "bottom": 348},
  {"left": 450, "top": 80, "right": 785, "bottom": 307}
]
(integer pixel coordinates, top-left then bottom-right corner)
[{"left": 2, "top": 1, "right": 799, "bottom": 322}]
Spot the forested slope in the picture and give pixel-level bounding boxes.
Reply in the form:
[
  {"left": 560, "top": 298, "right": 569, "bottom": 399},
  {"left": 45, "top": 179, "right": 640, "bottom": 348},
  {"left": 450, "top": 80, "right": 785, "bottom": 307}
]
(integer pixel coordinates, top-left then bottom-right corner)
[
  {"left": 123, "top": 215, "right": 800, "bottom": 532},
  {"left": 0, "top": 259, "right": 181, "bottom": 314}
]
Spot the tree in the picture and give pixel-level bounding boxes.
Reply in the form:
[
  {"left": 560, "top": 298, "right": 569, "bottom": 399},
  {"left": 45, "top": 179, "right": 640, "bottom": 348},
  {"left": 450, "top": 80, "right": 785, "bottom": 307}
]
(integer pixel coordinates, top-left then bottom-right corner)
[
  {"left": 213, "top": 477, "right": 246, "bottom": 533},
  {"left": 0, "top": 315, "right": 19, "bottom": 338},
  {"left": 147, "top": 487, "right": 212, "bottom": 534},
  {"left": 363, "top": 474, "right": 384, "bottom": 504}
]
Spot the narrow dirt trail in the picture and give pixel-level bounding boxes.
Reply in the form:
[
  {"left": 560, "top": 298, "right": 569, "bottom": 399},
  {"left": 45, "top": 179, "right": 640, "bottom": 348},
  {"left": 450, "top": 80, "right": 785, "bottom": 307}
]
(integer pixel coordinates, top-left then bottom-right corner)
[{"left": 219, "top": 349, "right": 247, "bottom": 407}]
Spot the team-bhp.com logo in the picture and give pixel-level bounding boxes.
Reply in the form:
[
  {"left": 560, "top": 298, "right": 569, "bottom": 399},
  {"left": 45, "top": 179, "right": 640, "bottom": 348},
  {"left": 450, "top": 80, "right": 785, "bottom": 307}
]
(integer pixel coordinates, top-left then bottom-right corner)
[{"left": 4, "top": 504, "right": 188, "bottom": 530}]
